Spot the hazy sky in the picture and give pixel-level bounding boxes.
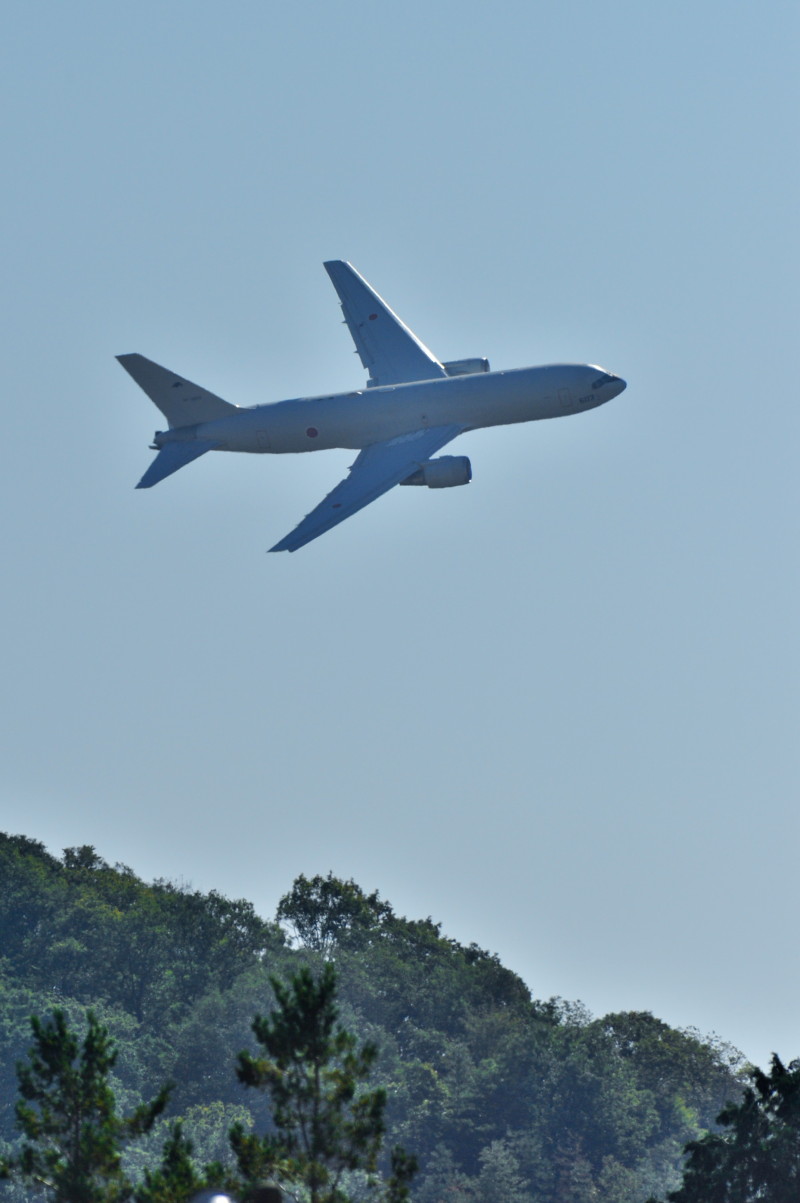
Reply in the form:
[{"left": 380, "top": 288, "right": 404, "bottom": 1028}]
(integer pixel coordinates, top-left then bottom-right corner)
[{"left": 2, "top": 1, "right": 797, "bottom": 1070}]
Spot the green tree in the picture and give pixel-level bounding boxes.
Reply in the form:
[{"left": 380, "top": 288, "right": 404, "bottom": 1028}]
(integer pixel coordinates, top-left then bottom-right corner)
[
  {"left": 131, "top": 1121, "right": 235, "bottom": 1203},
  {"left": 1, "top": 1008, "right": 169, "bottom": 1202},
  {"left": 474, "top": 1139, "right": 532, "bottom": 1203},
  {"left": 656, "top": 1054, "right": 800, "bottom": 1203},
  {"left": 0, "top": 838, "right": 752, "bottom": 1202},
  {"left": 62, "top": 846, "right": 108, "bottom": 872},
  {"left": 0, "top": 834, "right": 61, "bottom": 980},
  {"left": 412, "top": 1143, "right": 474, "bottom": 1203},
  {"left": 595, "top": 1011, "right": 744, "bottom": 1140},
  {"left": 231, "top": 963, "right": 416, "bottom": 1203},
  {"left": 133, "top": 1124, "right": 201, "bottom": 1203},
  {"left": 277, "top": 875, "right": 393, "bottom": 955}
]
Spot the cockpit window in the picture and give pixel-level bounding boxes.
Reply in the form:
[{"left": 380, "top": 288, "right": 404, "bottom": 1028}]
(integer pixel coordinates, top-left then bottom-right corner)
[{"left": 592, "top": 373, "right": 620, "bottom": 390}]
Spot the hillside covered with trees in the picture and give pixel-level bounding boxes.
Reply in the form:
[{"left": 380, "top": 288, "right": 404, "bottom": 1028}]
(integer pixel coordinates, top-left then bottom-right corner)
[{"left": 0, "top": 832, "right": 748, "bottom": 1201}]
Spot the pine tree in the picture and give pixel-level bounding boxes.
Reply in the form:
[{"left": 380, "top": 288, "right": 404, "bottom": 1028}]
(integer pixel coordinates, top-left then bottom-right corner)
[
  {"left": 231, "top": 964, "right": 416, "bottom": 1203},
  {"left": 1, "top": 1008, "right": 169, "bottom": 1203},
  {"left": 658, "top": 1054, "right": 800, "bottom": 1203},
  {"left": 133, "top": 1124, "right": 202, "bottom": 1203}
]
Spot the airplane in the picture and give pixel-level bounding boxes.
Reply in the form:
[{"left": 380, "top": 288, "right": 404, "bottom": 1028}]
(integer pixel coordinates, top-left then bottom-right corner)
[{"left": 118, "top": 261, "right": 626, "bottom": 552}]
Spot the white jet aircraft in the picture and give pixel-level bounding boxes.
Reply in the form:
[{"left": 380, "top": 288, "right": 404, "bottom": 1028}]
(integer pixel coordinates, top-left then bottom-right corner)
[{"left": 118, "top": 261, "right": 626, "bottom": 552}]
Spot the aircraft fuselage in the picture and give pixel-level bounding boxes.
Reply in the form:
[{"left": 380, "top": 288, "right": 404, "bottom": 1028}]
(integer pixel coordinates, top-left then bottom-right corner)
[{"left": 153, "top": 363, "right": 625, "bottom": 456}]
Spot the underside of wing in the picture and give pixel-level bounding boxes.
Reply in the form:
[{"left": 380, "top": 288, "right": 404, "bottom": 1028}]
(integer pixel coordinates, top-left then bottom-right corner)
[
  {"left": 269, "top": 424, "right": 464, "bottom": 553},
  {"left": 324, "top": 260, "right": 447, "bottom": 388}
]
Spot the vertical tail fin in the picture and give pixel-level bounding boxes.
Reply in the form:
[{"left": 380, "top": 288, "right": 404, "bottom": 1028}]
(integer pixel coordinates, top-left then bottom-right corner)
[{"left": 117, "top": 354, "right": 237, "bottom": 428}]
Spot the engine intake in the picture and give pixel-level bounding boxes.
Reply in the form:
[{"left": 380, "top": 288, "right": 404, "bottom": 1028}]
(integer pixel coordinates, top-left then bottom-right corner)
[{"left": 400, "top": 455, "right": 472, "bottom": 488}]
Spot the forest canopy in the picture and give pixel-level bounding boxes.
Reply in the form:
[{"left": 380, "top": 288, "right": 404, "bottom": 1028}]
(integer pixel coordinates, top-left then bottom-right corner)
[{"left": 0, "top": 833, "right": 748, "bottom": 1202}]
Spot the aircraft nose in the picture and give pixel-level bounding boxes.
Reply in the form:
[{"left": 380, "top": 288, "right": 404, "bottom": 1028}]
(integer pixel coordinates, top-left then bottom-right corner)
[{"left": 591, "top": 370, "right": 627, "bottom": 401}]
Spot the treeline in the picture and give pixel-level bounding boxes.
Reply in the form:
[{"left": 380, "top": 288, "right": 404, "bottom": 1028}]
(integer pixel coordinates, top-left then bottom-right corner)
[{"left": 0, "top": 832, "right": 746, "bottom": 1201}]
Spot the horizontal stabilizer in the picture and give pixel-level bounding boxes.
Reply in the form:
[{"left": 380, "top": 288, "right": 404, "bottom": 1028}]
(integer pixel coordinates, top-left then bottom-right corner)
[
  {"left": 136, "top": 440, "right": 218, "bottom": 489},
  {"left": 117, "top": 354, "right": 237, "bottom": 428}
]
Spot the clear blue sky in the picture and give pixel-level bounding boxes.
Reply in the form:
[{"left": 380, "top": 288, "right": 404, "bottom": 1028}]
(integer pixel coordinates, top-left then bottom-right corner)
[{"left": 2, "top": 0, "right": 797, "bottom": 1070}]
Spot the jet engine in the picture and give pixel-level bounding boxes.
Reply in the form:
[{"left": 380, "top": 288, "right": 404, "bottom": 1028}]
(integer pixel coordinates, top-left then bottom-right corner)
[
  {"left": 400, "top": 455, "right": 472, "bottom": 488},
  {"left": 442, "top": 357, "right": 490, "bottom": 376}
]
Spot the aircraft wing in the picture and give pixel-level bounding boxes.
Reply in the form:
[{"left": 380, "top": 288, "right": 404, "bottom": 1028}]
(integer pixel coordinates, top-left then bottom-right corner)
[
  {"left": 324, "top": 260, "right": 447, "bottom": 387},
  {"left": 269, "top": 423, "right": 464, "bottom": 552}
]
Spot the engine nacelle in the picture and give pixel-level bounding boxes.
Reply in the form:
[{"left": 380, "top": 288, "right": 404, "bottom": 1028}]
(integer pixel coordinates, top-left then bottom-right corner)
[
  {"left": 400, "top": 455, "right": 472, "bottom": 488},
  {"left": 442, "top": 357, "right": 490, "bottom": 377}
]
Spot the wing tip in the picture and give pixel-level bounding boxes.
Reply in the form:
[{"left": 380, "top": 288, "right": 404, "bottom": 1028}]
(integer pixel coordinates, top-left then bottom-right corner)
[{"left": 323, "top": 259, "right": 356, "bottom": 283}]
